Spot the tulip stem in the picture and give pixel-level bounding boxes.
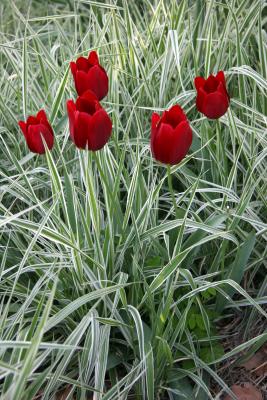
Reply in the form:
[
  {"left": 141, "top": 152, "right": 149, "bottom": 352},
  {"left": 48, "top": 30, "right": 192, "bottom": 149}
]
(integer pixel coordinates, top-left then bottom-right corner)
[
  {"left": 216, "top": 119, "right": 227, "bottom": 178},
  {"left": 167, "top": 165, "right": 178, "bottom": 218}
]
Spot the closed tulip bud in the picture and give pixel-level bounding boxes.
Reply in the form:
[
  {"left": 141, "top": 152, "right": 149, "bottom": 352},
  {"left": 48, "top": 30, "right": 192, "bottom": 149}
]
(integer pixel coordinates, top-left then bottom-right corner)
[
  {"left": 67, "top": 90, "right": 112, "bottom": 151},
  {"left": 194, "top": 71, "right": 230, "bottom": 119},
  {"left": 70, "top": 51, "right": 108, "bottom": 100},
  {"left": 151, "top": 105, "right": 192, "bottom": 165},
  {"left": 18, "top": 110, "right": 54, "bottom": 154}
]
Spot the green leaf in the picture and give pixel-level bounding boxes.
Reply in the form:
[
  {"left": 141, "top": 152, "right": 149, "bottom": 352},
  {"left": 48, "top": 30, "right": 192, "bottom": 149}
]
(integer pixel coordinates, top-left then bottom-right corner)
[{"left": 216, "top": 232, "right": 256, "bottom": 312}]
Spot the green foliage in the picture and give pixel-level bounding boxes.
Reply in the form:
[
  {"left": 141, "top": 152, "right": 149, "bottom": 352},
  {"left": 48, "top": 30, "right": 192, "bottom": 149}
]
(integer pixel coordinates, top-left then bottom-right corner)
[{"left": 0, "top": 0, "right": 266, "bottom": 399}]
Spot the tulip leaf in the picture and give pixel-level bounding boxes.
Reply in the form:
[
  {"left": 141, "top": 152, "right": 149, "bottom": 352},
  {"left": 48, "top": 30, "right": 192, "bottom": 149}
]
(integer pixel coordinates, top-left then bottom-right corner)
[{"left": 216, "top": 231, "right": 256, "bottom": 312}]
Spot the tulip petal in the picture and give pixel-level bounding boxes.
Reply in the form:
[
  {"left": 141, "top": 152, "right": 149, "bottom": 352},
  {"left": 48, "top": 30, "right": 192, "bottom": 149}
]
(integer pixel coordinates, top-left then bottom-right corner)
[
  {"left": 70, "top": 61, "right": 77, "bottom": 76},
  {"left": 73, "top": 112, "right": 92, "bottom": 149},
  {"left": 216, "top": 71, "right": 230, "bottom": 100},
  {"left": 26, "top": 115, "right": 39, "bottom": 127},
  {"left": 76, "top": 57, "right": 89, "bottom": 72},
  {"left": 70, "top": 62, "right": 78, "bottom": 90},
  {"left": 151, "top": 113, "right": 160, "bottom": 137},
  {"left": 194, "top": 76, "right": 205, "bottom": 90},
  {"left": 172, "top": 121, "right": 193, "bottom": 164},
  {"left": 217, "top": 81, "right": 230, "bottom": 101},
  {"left": 165, "top": 105, "right": 186, "bottom": 128},
  {"left": 37, "top": 109, "right": 47, "bottom": 122},
  {"left": 216, "top": 71, "right": 226, "bottom": 86},
  {"left": 36, "top": 109, "right": 54, "bottom": 136},
  {"left": 87, "top": 65, "right": 109, "bottom": 100},
  {"left": 67, "top": 100, "right": 76, "bottom": 141},
  {"left": 196, "top": 87, "right": 207, "bottom": 114},
  {"left": 80, "top": 90, "right": 99, "bottom": 103},
  {"left": 203, "top": 91, "right": 229, "bottom": 119},
  {"left": 204, "top": 75, "right": 219, "bottom": 93},
  {"left": 76, "top": 97, "right": 97, "bottom": 115},
  {"left": 75, "top": 70, "right": 91, "bottom": 96},
  {"left": 27, "top": 123, "right": 54, "bottom": 154},
  {"left": 90, "top": 109, "right": 112, "bottom": 151},
  {"left": 76, "top": 90, "right": 99, "bottom": 114},
  {"left": 151, "top": 113, "right": 161, "bottom": 154},
  {"left": 88, "top": 51, "right": 99, "bottom": 65},
  {"left": 18, "top": 121, "right": 27, "bottom": 137},
  {"left": 160, "top": 111, "right": 168, "bottom": 125},
  {"left": 151, "top": 123, "right": 175, "bottom": 164}
]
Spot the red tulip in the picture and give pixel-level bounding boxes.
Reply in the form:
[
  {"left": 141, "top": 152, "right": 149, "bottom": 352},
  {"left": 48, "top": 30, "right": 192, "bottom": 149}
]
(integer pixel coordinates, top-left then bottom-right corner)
[
  {"left": 194, "top": 71, "right": 230, "bottom": 119},
  {"left": 18, "top": 110, "right": 54, "bottom": 154},
  {"left": 150, "top": 105, "right": 192, "bottom": 165},
  {"left": 70, "top": 51, "right": 108, "bottom": 100},
  {"left": 67, "top": 90, "right": 112, "bottom": 151}
]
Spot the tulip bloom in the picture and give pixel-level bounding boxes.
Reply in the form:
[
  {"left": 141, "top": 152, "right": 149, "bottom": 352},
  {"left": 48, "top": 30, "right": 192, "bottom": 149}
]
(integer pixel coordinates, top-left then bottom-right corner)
[
  {"left": 18, "top": 110, "right": 54, "bottom": 154},
  {"left": 194, "top": 71, "right": 230, "bottom": 119},
  {"left": 150, "top": 105, "right": 192, "bottom": 165},
  {"left": 70, "top": 51, "right": 108, "bottom": 100},
  {"left": 67, "top": 90, "right": 112, "bottom": 151}
]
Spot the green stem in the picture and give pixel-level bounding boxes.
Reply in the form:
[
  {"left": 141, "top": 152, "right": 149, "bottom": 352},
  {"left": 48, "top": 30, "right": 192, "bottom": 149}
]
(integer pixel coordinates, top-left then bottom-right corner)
[
  {"left": 167, "top": 165, "right": 178, "bottom": 218},
  {"left": 216, "top": 119, "right": 227, "bottom": 179}
]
